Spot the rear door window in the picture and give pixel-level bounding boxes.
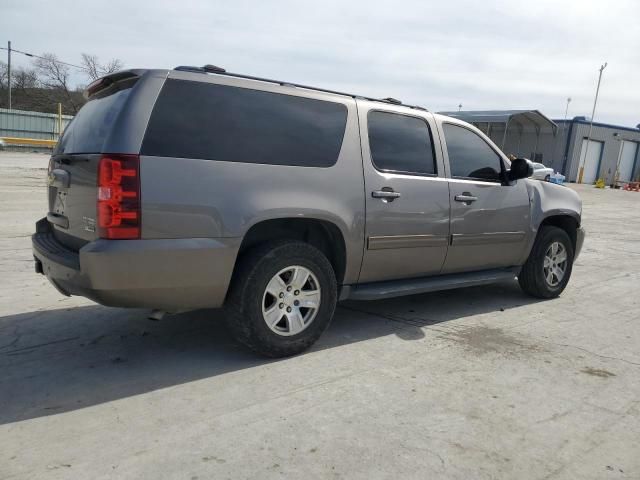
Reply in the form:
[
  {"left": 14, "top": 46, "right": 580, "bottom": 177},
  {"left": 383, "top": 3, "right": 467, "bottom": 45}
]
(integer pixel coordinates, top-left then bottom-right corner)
[
  {"left": 141, "top": 79, "right": 348, "bottom": 167},
  {"left": 56, "top": 87, "right": 132, "bottom": 154},
  {"left": 367, "top": 111, "right": 437, "bottom": 175},
  {"left": 443, "top": 123, "right": 503, "bottom": 182}
]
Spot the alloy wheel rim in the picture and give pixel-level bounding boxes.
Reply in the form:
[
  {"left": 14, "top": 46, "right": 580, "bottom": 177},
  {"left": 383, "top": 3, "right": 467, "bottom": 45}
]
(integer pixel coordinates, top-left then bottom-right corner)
[
  {"left": 543, "top": 241, "right": 567, "bottom": 287},
  {"left": 262, "top": 266, "right": 321, "bottom": 336}
]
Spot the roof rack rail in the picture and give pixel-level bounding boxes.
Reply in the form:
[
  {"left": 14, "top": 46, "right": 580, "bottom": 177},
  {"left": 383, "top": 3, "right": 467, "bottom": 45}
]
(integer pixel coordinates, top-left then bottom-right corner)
[
  {"left": 203, "top": 64, "right": 226, "bottom": 73},
  {"left": 174, "top": 65, "right": 206, "bottom": 73},
  {"left": 172, "top": 65, "right": 429, "bottom": 112}
]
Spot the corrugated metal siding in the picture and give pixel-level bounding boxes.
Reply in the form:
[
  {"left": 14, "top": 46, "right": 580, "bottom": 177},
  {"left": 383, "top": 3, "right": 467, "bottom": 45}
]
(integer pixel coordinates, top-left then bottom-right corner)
[
  {"left": 0, "top": 108, "right": 73, "bottom": 140},
  {"left": 471, "top": 122, "right": 567, "bottom": 171},
  {"left": 565, "top": 122, "right": 640, "bottom": 182},
  {"left": 481, "top": 118, "right": 640, "bottom": 182}
]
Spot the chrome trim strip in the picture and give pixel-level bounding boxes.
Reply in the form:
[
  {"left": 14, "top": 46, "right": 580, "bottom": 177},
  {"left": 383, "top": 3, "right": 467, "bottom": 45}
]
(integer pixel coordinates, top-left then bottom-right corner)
[
  {"left": 447, "top": 178, "right": 502, "bottom": 186},
  {"left": 450, "top": 231, "right": 526, "bottom": 246},
  {"left": 368, "top": 234, "right": 449, "bottom": 250}
]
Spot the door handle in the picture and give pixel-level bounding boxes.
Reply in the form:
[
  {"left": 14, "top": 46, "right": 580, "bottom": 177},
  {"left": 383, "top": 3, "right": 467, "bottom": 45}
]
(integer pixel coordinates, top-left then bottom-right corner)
[
  {"left": 372, "top": 188, "right": 401, "bottom": 202},
  {"left": 454, "top": 193, "right": 478, "bottom": 204}
]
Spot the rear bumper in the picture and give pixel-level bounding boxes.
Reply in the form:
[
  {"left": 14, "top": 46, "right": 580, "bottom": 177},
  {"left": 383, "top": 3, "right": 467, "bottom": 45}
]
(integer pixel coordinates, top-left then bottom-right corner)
[
  {"left": 575, "top": 226, "right": 585, "bottom": 260},
  {"left": 32, "top": 218, "right": 239, "bottom": 311}
]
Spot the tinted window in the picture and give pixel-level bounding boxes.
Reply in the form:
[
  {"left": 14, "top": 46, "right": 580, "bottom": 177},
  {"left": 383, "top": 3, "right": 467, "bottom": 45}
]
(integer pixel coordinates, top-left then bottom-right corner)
[
  {"left": 443, "top": 124, "right": 503, "bottom": 181},
  {"left": 368, "top": 111, "right": 436, "bottom": 175},
  {"left": 56, "top": 87, "right": 132, "bottom": 154},
  {"left": 142, "top": 79, "right": 347, "bottom": 167}
]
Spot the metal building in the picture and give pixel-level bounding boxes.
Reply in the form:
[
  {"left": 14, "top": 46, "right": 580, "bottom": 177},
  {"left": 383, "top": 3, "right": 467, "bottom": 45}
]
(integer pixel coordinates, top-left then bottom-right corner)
[
  {"left": 554, "top": 118, "right": 640, "bottom": 184},
  {"left": 0, "top": 108, "right": 73, "bottom": 140},
  {"left": 441, "top": 110, "right": 640, "bottom": 184}
]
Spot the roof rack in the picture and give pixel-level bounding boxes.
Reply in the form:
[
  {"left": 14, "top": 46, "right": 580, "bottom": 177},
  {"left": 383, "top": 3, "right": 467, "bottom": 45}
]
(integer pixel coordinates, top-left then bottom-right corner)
[{"left": 172, "top": 65, "right": 429, "bottom": 112}]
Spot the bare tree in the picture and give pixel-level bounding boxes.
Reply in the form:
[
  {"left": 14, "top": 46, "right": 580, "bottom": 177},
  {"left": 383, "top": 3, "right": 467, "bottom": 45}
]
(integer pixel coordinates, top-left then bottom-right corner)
[
  {"left": 2, "top": 52, "right": 124, "bottom": 113},
  {"left": 81, "top": 53, "right": 124, "bottom": 81},
  {"left": 80, "top": 54, "right": 100, "bottom": 82},
  {"left": 103, "top": 57, "right": 124, "bottom": 75},
  {"left": 1, "top": 61, "right": 38, "bottom": 90},
  {"left": 0, "top": 61, "right": 50, "bottom": 111},
  {"left": 34, "top": 53, "right": 81, "bottom": 113},
  {"left": 13, "top": 68, "right": 39, "bottom": 90}
]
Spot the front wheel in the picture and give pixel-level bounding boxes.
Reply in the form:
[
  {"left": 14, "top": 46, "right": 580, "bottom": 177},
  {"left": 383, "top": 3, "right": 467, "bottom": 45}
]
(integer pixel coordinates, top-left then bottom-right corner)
[
  {"left": 518, "top": 226, "right": 574, "bottom": 298},
  {"left": 544, "top": 174, "right": 551, "bottom": 182},
  {"left": 224, "top": 240, "right": 337, "bottom": 357}
]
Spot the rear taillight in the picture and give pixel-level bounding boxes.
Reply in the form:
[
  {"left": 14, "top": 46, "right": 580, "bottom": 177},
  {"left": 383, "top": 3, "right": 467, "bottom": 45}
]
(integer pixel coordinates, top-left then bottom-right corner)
[{"left": 97, "top": 154, "right": 140, "bottom": 239}]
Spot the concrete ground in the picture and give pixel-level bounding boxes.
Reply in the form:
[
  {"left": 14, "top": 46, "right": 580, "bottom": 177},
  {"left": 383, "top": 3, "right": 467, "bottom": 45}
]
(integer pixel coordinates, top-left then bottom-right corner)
[{"left": 0, "top": 151, "right": 638, "bottom": 480}]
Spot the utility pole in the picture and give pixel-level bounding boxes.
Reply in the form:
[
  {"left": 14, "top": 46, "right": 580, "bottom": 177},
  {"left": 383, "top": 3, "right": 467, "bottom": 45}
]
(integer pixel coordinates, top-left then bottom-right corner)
[
  {"left": 555, "top": 97, "right": 571, "bottom": 170},
  {"left": 563, "top": 97, "right": 571, "bottom": 123},
  {"left": 577, "top": 62, "right": 607, "bottom": 183},
  {"left": 7, "top": 41, "right": 11, "bottom": 110}
]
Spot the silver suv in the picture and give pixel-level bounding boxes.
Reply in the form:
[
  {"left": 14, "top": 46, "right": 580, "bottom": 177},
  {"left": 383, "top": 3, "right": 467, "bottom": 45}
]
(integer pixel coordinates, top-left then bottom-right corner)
[{"left": 33, "top": 65, "right": 585, "bottom": 357}]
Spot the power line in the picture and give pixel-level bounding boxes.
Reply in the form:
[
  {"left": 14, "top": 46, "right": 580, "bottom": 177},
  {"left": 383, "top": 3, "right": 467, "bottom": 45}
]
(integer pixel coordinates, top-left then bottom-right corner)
[{"left": 0, "top": 45, "right": 85, "bottom": 70}]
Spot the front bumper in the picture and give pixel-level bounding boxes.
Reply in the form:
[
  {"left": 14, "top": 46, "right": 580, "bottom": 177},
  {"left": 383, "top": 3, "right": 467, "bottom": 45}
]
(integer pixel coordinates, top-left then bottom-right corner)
[
  {"left": 575, "top": 226, "right": 585, "bottom": 260},
  {"left": 32, "top": 218, "right": 239, "bottom": 311}
]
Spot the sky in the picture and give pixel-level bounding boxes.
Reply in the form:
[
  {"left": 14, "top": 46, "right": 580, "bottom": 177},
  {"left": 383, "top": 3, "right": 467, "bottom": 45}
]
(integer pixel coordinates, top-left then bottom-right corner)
[{"left": 2, "top": 0, "right": 639, "bottom": 127}]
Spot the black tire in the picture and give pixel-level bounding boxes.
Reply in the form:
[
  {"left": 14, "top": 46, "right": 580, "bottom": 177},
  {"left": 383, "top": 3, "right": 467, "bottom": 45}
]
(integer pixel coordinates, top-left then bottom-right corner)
[
  {"left": 224, "top": 240, "right": 337, "bottom": 357},
  {"left": 544, "top": 174, "right": 551, "bottom": 182},
  {"left": 518, "top": 226, "right": 574, "bottom": 298}
]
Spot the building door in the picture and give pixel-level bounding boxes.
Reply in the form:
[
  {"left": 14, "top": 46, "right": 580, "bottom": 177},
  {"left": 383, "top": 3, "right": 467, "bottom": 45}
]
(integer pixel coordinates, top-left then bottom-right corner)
[
  {"left": 618, "top": 141, "right": 638, "bottom": 182},
  {"left": 578, "top": 139, "right": 603, "bottom": 183},
  {"left": 357, "top": 103, "right": 450, "bottom": 283}
]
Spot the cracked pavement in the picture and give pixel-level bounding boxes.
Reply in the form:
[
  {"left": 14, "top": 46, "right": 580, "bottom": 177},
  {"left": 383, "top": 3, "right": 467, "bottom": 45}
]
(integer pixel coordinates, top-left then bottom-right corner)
[{"left": 0, "top": 152, "right": 639, "bottom": 479}]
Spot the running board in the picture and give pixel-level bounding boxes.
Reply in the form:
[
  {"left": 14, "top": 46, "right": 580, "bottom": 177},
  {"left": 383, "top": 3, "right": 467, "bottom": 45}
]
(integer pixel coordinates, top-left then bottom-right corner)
[{"left": 342, "top": 267, "right": 520, "bottom": 301}]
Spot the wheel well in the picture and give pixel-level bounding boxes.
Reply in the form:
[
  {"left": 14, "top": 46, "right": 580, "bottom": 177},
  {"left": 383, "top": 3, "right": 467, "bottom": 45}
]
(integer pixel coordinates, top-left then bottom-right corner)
[
  {"left": 540, "top": 215, "right": 578, "bottom": 250},
  {"left": 238, "top": 218, "right": 347, "bottom": 284}
]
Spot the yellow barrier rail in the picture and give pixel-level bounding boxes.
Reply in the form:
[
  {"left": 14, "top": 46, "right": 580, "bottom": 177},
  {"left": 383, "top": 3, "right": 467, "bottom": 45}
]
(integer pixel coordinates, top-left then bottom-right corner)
[{"left": 1, "top": 137, "right": 57, "bottom": 148}]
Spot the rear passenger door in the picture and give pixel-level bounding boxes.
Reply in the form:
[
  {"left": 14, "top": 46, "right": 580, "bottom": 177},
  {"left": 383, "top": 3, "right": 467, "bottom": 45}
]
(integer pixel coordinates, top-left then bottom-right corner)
[
  {"left": 357, "top": 102, "right": 450, "bottom": 283},
  {"left": 439, "top": 121, "right": 531, "bottom": 274}
]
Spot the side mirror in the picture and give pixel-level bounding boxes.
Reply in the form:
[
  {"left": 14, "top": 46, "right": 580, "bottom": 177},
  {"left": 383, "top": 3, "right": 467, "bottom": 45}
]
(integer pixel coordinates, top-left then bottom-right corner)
[{"left": 508, "top": 158, "right": 533, "bottom": 181}]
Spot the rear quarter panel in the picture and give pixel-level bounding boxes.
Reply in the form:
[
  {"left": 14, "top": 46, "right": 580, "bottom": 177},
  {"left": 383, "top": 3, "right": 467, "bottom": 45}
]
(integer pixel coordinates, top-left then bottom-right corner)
[{"left": 139, "top": 82, "right": 365, "bottom": 284}]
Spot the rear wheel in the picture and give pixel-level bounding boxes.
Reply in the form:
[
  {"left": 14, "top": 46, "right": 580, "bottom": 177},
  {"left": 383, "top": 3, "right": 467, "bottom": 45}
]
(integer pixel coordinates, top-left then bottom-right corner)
[
  {"left": 519, "top": 226, "right": 574, "bottom": 298},
  {"left": 224, "top": 240, "right": 337, "bottom": 357}
]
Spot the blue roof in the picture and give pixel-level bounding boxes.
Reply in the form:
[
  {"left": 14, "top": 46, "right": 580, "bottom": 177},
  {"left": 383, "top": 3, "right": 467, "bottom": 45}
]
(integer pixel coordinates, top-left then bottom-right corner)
[{"left": 554, "top": 118, "right": 640, "bottom": 133}]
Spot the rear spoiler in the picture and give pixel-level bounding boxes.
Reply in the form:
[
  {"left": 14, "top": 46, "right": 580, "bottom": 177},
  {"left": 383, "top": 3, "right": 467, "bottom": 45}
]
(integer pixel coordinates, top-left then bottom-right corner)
[{"left": 84, "top": 69, "right": 147, "bottom": 99}]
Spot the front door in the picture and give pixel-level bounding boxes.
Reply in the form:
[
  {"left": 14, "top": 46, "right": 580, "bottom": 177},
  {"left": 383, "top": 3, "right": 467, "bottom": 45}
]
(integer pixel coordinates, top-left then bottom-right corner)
[
  {"left": 357, "top": 102, "right": 450, "bottom": 283},
  {"left": 438, "top": 121, "right": 531, "bottom": 274}
]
